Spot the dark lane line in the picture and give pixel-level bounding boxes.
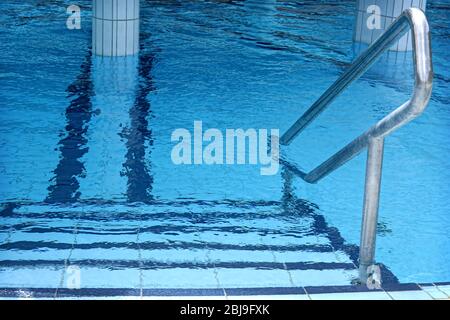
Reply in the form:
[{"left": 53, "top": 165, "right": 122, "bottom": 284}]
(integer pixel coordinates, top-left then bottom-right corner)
[
  {"left": 0, "top": 240, "right": 334, "bottom": 253},
  {"left": 0, "top": 259, "right": 355, "bottom": 271},
  {"left": 45, "top": 50, "right": 95, "bottom": 204},
  {"left": 120, "top": 31, "right": 154, "bottom": 203}
]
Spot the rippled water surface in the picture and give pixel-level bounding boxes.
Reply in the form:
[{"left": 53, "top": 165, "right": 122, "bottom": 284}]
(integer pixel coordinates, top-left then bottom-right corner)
[{"left": 0, "top": 0, "right": 449, "bottom": 284}]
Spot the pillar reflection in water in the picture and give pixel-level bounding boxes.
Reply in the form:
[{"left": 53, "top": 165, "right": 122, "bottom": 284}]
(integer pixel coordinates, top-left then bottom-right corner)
[{"left": 79, "top": 56, "right": 153, "bottom": 202}]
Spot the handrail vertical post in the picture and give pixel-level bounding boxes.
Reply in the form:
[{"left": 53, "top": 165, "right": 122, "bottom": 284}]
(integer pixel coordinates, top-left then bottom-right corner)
[{"left": 359, "top": 137, "right": 384, "bottom": 282}]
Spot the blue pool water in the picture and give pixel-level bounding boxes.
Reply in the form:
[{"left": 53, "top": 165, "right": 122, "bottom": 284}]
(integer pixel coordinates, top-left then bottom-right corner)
[{"left": 0, "top": 0, "right": 449, "bottom": 294}]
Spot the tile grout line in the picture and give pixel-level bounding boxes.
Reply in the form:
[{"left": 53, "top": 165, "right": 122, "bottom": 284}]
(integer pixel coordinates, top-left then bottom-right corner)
[
  {"left": 188, "top": 208, "right": 226, "bottom": 297},
  {"left": 384, "top": 290, "right": 395, "bottom": 300},
  {"left": 417, "top": 283, "right": 437, "bottom": 300},
  {"left": 3, "top": 184, "right": 36, "bottom": 250},
  {"left": 260, "top": 233, "right": 296, "bottom": 289},
  {"left": 2, "top": 212, "right": 16, "bottom": 245},
  {"left": 432, "top": 283, "right": 450, "bottom": 299},
  {"left": 135, "top": 209, "right": 144, "bottom": 299},
  {"left": 54, "top": 206, "right": 82, "bottom": 299},
  {"left": 318, "top": 220, "right": 359, "bottom": 284},
  {"left": 235, "top": 202, "right": 304, "bottom": 291},
  {"left": 331, "top": 244, "right": 356, "bottom": 284},
  {"left": 0, "top": 205, "right": 22, "bottom": 290}
]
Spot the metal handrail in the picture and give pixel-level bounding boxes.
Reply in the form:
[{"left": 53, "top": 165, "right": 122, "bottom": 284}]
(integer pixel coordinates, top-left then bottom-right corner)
[{"left": 281, "top": 8, "right": 433, "bottom": 282}]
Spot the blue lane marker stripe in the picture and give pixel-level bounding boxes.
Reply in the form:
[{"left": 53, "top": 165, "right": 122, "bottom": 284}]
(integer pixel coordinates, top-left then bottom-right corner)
[
  {"left": 304, "top": 284, "right": 384, "bottom": 294},
  {"left": 45, "top": 50, "right": 95, "bottom": 204},
  {"left": 224, "top": 287, "right": 306, "bottom": 296},
  {"left": 0, "top": 240, "right": 335, "bottom": 253},
  {"left": 0, "top": 224, "right": 321, "bottom": 237},
  {"left": 0, "top": 260, "right": 355, "bottom": 271},
  {"left": 121, "top": 31, "right": 154, "bottom": 203},
  {"left": 1, "top": 282, "right": 447, "bottom": 298}
]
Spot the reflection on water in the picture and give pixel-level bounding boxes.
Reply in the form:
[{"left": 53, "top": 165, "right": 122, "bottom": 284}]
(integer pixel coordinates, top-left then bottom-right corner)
[
  {"left": 121, "top": 32, "right": 155, "bottom": 203},
  {"left": 46, "top": 51, "right": 94, "bottom": 203},
  {"left": 47, "top": 33, "right": 155, "bottom": 204},
  {"left": 0, "top": 0, "right": 449, "bottom": 284}
]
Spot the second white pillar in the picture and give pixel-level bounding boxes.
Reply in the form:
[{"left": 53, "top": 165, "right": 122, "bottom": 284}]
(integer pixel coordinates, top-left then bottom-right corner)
[{"left": 354, "top": 0, "right": 427, "bottom": 51}]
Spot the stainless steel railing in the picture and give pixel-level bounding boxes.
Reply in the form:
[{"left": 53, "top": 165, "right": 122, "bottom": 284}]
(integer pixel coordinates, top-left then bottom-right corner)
[{"left": 280, "top": 8, "right": 433, "bottom": 283}]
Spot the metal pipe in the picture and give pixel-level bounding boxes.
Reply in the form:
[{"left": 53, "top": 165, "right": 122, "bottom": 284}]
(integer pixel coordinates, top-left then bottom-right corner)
[
  {"left": 280, "top": 8, "right": 433, "bottom": 146},
  {"left": 359, "top": 137, "right": 384, "bottom": 282},
  {"left": 284, "top": 8, "right": 432, "bottom": 184}
]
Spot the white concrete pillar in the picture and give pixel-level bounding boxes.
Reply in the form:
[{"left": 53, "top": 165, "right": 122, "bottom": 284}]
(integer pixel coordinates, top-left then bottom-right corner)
[
  {"left": 354, "top": 0, "right": 427, "bottom": 51},
  {"left": 93, "top": 0, "right": 140, "bottom": 56}
]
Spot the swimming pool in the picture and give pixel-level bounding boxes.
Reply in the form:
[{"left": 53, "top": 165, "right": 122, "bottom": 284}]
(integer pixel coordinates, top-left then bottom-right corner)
[{"left": 0, "top": 0, "right": 449, "bottom": 297}]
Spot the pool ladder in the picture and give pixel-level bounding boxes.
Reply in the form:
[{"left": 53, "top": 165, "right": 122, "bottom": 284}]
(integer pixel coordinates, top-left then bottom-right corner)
[{"left": 280, "top": 8, "right": 433, "bottom": 283}]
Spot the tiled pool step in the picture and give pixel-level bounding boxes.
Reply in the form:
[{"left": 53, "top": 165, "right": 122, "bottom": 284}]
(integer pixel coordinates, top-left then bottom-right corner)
[
  {"left": 0, "top": 200, "right": 361, "bottom": 292},
  {"left": 0, "top": 283, "right": 448, "bottom": 300}
]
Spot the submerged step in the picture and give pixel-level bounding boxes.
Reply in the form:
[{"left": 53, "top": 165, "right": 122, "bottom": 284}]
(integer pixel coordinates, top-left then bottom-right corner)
[{"left": 0, "top": 200, "right": 359, "bottom": 289}]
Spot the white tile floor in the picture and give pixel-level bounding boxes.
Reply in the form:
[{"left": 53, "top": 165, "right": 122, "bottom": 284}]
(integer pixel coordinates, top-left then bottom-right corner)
[
  {"left": 419, "top": 285, "right": 449, "bottom": 300},
  {"left": 386, "top": 290, "right": 433, "bottom": 300},
  {"left": 435, "top": 285, "right": 450, "bottom": 297},
  {"left": 309, "top": 291, "right": 392, "bottom": 300}
]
